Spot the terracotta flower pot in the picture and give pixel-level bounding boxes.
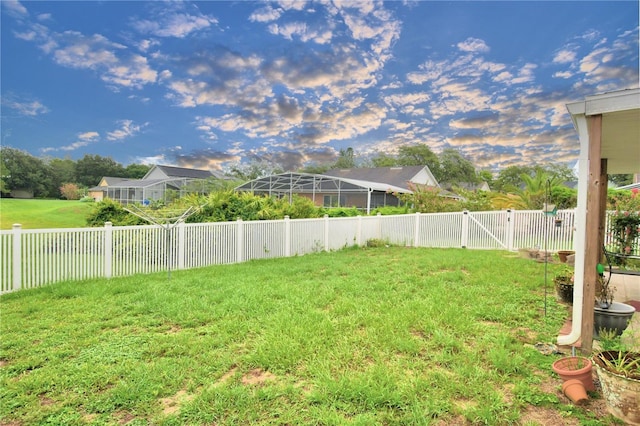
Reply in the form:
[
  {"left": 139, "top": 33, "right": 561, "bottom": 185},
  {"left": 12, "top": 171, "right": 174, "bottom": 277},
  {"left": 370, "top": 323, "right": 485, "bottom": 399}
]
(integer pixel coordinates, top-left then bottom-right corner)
[
  {"left": 562, "top": 379, "right": 588, "bottom": 404},
  {"left": 552, "top": 356, "right": 595, "bottom": 391},
  {"left": 557, "top": 250, "right": 575, "bottom": 263}
]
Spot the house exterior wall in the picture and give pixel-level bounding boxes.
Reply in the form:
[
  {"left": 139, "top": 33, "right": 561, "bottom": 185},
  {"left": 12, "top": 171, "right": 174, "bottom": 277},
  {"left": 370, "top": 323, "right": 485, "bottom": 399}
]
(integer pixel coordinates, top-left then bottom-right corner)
[
  {"left": 411, "top": 168, "right": 437, "bottom": 186},
  {"left": 144, "top": 168, "right": 169, "bottom": 180},
  {"left": 295, "top": 191, "right": 400, "bottom": 209},
  {"left": 89, "top": 190, "right": 105, "bottom": 201}
]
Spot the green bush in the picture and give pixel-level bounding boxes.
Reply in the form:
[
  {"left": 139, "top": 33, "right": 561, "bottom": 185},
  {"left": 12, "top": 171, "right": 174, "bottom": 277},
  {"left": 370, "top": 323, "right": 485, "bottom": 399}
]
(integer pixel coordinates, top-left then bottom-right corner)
[{"left": 85, "top": 199, "right": 145, "bottom": 227}]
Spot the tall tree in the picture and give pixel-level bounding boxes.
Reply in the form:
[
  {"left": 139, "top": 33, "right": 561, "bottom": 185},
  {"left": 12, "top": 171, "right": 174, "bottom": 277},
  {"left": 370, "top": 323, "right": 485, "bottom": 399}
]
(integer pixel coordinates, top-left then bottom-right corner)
[
  {"left": 397, "top": 145, "right": 441, "bottom": 180},
  {"left": 332, "top": 147, "right": 356, "bottom": 169},
  {"left": 124, "top": 163, "right": 151, "bottom": 179},
  {"left": 493, "top": 165, "right": 537, "bottom": 192},
  {"left": 438, "top": 149, "right": 478, "bottom": 188},
  {"left": 228, "top": 159, "right": 283, "bottom": 181},
  {"left": 0, "top": 147, "right": 52, "bottom": 197},
  {"left": 74, "top": 155, "right": 125, "bottom": 188},
  {"left": 371, "top": 153, "right": 399, "bottom": 167},
  {"left": 47, "top": 157, "right": 76, "bottom": 197}
]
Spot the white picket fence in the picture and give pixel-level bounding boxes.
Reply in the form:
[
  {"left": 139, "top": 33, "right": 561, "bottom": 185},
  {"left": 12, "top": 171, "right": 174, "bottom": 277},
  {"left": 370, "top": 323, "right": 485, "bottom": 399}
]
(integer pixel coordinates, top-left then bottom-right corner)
[{"left": 0, "top": 210, "right": 578, "bottom": 294}]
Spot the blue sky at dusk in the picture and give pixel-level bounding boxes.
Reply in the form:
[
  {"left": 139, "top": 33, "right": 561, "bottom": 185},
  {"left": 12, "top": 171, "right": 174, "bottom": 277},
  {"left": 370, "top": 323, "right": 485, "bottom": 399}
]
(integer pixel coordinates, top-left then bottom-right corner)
[{"left": 1, "top": 1, "right": 638, "bottom": 174}]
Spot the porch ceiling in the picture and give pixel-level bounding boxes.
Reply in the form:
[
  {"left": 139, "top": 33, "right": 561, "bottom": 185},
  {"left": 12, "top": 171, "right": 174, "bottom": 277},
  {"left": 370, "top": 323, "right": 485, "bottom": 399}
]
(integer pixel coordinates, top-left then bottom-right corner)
[
  {"left": 568, "top": 88, "right": 640, "bottom": 175},
  {"left": 601, "top": 108, "right": 640, "bottom": 174}
]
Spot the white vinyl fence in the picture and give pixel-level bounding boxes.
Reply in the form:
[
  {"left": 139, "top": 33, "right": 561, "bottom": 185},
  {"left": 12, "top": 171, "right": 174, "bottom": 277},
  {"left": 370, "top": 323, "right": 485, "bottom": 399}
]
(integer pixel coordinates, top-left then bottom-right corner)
[{"left": 0, "top": 210, "right": 578, "bottom": 294}]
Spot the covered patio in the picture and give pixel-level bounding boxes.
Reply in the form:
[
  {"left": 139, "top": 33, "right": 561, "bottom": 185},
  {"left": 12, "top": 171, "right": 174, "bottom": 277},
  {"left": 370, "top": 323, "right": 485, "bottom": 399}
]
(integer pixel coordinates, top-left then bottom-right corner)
[{"left": 559, "top": 88, "right": 640, "bottom": 352}]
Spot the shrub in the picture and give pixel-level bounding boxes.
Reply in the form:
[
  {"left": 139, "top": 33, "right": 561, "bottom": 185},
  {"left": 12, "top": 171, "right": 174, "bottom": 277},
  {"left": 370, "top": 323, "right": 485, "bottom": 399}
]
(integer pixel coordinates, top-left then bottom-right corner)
[
  {"left": 86, "top": 199, "right": 145, "bottom": 227},
  {"left": 59, "top": 183, "right": 82, "bottom": 200}
]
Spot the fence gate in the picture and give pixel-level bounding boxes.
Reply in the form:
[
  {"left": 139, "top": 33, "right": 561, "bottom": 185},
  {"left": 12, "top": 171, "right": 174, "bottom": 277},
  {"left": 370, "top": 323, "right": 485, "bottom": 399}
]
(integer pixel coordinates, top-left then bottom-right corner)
[{"left": 462, "top": 210, "right": 511, "bottom": 250}]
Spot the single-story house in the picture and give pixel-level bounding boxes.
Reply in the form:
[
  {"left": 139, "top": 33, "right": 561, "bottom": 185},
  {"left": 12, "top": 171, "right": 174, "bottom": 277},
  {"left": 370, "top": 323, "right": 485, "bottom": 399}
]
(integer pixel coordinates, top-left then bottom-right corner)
[
  {"left": 235, "top": 165, "right": 445, "bottom": 214},
  {"left": 90, "top": 165, "right": 226, "bottom": 204}
]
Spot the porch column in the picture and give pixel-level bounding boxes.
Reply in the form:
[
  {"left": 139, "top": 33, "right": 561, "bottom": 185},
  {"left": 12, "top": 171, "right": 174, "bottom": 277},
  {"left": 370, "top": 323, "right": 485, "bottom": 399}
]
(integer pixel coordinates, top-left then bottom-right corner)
[{"left": 580, "top": 114, "right": 603, "bottom": 353}]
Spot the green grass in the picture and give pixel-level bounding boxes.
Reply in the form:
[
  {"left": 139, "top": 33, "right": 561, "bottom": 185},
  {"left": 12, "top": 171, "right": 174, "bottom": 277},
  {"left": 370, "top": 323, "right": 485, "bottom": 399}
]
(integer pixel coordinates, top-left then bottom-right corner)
[
  {"left": 0, "top": 247, "right": 617, "bottom": 425},
  {"left": 0, "top": 199, "right": 93, "bottom": 229}
]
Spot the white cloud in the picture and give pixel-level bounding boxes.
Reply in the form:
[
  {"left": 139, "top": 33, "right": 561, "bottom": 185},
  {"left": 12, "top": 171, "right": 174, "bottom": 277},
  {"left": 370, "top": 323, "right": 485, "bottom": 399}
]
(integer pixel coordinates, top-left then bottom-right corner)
[
  {"left": 249, "top": 5, "right": 282, "bottom": 23},
  {"left": 133, "top": 12, "right": 217, "bottom": 38},
  {"left": 457, "top": 37, "right": 490, "bottom": 53},
  {"left": 41, "top": 131, "right": 99, "bottom": 153},
  {"left": 2, "top": 0, "right": 28, "bottom": 18},
  {"left": 553, "top": 48, "right": 577, "bottom": 64},
  {"left": 46, "top": 31, "right": 158, "bottom": 89},
  {"left": 553, "top": 71, "right": 573, "bottom": 79},
  {"left": 78, "top": 131, "right": 100, "bottom": 141},
  {"left": 1, "top": 97, "right": 49, "bottom": 116},
  {"left": 107, "top": 120, "right": 147, "bottom": 141}
]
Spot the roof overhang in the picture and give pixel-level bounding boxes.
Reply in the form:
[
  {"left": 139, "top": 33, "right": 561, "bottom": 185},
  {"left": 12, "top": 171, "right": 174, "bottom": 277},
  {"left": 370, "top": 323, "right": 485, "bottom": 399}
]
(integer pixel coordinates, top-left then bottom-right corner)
[{"left": 567, "top": 88, "right": 640, "bottom": 174}]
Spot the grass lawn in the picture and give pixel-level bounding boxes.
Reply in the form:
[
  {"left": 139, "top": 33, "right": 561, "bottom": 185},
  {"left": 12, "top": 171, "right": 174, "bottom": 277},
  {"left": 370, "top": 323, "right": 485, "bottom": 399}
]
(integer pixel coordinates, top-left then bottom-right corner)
[
  {"left": 0, "top": 247, "right": 616, "bottom": 425},
  {"left": 0, "top": 199, "right": 93, "bottom": 229}
]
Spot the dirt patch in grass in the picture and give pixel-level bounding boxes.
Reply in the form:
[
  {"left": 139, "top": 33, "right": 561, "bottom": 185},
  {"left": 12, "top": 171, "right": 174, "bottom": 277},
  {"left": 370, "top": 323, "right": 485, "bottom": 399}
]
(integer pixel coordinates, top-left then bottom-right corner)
[
  {"left": 114, "top": 410, "right": 136, "bottom": 425},
  {"left": 160, "top": 389, "right": 194, "bottom": 416},
  {"left": 241, "top": 368, "right": 276, "bottom": 385},
  {"left": 520, "top": 405, "right": 580, "bottom": 425},
  {"left": 212, "top": 366, "right": 238, "bottom": 387},
  {"left": 166, "top": 324, "right": 181, "bottom": 334},
  {"left": 38, "top": 395, "right": 55, "bottom": 406}
]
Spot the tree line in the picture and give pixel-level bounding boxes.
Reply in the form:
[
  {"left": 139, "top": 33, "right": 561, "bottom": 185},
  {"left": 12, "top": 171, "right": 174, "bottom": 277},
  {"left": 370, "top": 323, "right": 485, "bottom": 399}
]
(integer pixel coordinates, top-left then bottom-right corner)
[
  {"left": 1, "top": 145, "right": 633, "bottom": 209},
  {"left": 0, "top": 147, "right": 151, "bottom": 199}
]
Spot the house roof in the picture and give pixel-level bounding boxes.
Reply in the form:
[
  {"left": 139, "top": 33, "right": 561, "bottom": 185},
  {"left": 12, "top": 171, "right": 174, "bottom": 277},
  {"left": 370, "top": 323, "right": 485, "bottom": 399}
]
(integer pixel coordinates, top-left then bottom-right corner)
[
  {"left": 88, "top": 176, "right": 128, "bottom": 191},
  {"left": 146, "top": 165, "right": 215, "bottom": 179},
  {"left": 322, "top": 165, "right": 436, "bottom": 191},
  {"left": 236, "top": 172, "right": 411, "bottom": 194}
]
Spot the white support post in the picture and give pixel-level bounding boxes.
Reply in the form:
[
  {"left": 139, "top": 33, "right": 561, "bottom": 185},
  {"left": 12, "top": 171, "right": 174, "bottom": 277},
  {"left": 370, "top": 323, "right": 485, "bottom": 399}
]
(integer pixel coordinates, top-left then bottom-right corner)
[
  {"left": 236, "top": 218, "right": 244, "bottom": 263},
  {"left": 377, "top": 212, "right": 382, "bottom": 240},
  {"left": 506, "top": 209, "right": 515, "bottom": 251},
  {"left": 414, "top": 212, "right": 421, "bottom": 247},
  {"left": 461, "top": 210, "right": 469, "bottom": 248},
  {"left": 104, "top": 222, "right": 113, "bottom": 279},
  {"left": 12, "top": 224, "right": 21, "bottom": 291},
  {"left": 324, "top": 214, "right": 329, "bottom": 252},
  {"left": 284, "top": 216, "right": 291, "bottom": 257},
  {"left": 177, "top": 221, "right": 185, "bottom": 270},
  {"left": 356, "top": 216, "right": 362, "bottom": 246}
]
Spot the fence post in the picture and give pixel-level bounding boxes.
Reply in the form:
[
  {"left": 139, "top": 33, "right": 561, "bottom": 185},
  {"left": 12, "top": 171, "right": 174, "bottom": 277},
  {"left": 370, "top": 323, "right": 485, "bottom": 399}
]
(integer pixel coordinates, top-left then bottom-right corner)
[
  {"left": 12, "top": 224, "right": 21, "bottom": 291},
  {"left": 414, "top": 212, "right": 421, "bottom": 247},
  {"left": 284, "top": 216, "right": 291, "bottom": 257},
  {"left": 177, "top": 221, "right": 185, "bottom": 269},
  {"left": 461, "top": 211, "right": 469, "bottom": 248},
  {"left": 104, "top": 222, "right": 113, "bottom": 279},
  {"left": 506, "top": 209, "right": 515, "bottom": 251},
  {"left": 324, "top": 215, "right": 329, "bottom": 252},
  {"left": 377, "top": 212, "right": 382, "bottom": 240},
  {"left": 237, "top": 218, "right": 244, "bottom": 262},
  {"left": 356, "top": 216, "right": 362, "bottom": 246}
]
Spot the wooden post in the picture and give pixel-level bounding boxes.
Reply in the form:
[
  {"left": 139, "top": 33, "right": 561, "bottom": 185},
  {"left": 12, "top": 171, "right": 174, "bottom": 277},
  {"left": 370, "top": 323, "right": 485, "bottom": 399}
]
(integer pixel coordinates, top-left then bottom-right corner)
[{"left": 581, "top": 114, "right": 602, "bottom": 353}]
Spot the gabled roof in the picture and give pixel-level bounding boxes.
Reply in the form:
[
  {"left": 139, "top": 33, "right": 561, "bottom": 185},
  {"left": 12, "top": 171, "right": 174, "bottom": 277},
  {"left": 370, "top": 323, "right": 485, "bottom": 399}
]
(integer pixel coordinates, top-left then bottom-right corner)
[
  {"left": 322, "top": 165, "right": 437, "bottom": 191},
  {"left": 89, "top": 176, "right": 128, "bottom": 191},
  {"left": 144, "top": 165, "right": 214, "bottom": 180}
]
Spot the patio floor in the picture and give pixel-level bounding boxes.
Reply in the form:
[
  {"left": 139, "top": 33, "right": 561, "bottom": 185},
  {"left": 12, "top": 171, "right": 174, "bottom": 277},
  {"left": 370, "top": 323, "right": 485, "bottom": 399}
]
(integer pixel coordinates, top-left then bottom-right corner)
[{"left": 557, "top": 273, "right": 640, "bottom": 352}]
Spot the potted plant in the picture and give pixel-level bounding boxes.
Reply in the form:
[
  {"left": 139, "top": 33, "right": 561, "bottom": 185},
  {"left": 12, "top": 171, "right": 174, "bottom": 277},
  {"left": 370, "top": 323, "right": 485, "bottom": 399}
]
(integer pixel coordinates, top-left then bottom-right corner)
[
  {"left": 593, "top": 264, "right": 636, "bottom": 339},
  {"left": 553, "top": 265, "right": 574, "bottom": 304},
  {"left": 593, "top": 344, "right": 640, "bottom": 425}
]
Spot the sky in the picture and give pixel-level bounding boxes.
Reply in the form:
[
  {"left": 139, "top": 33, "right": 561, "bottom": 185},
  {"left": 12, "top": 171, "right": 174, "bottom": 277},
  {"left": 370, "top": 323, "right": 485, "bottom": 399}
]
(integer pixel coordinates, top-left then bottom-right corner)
[{"left": 1, "top": 1, "right": 638, "bottom": 175}]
